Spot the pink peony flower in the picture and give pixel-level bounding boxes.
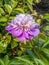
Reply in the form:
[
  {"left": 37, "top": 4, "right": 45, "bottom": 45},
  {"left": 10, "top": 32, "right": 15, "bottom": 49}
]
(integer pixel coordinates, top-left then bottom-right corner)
[{"left": 5, "top": 14, "right": 40, "bottom": 41}]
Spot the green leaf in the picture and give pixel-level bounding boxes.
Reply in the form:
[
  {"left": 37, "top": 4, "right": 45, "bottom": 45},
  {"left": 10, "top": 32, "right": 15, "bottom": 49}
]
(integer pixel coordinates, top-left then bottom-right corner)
[
  {"left": 42, "top": 40, "right": 49, "bottom": 47},
  {"left": 44, "top": 14, "right": 49, "bottom": 22},
  {"left": 17, "top": 50, "right": 23, "bottom": 56},
  {"left": 4, "top": 4, "right": 12, "bottom": 14},
  {"left": 39, "top": 33, "right": 47, "bottom": 42},
  {"left": 27, "top": 0, "right": 33, "bottom": 5},
  {"left": 35, "top": 58, "right": 45, "bottom": 65},
  {"left": 34, "top": 0, "right": 41, "bottom": 3},
  {"left": 11, "top": 41, "right": 18, "bottom": 49},
  {"left": 0, "top": 33, "right": 2, "bottom": 38},
  {"left": 15, "top": 56, "right": 34, "bottom": 65},
  {"left": 0, "top": 23, "right": 7, "bottom": 26},
  {"left": 0, "top": 43, "right": 5, "bottom": 53},
  {"left": 26, "top": 49, "right": 39, "bottom": 65},
  {"left": 0, "top": 34, "right": 11, "bottom": 53},
  {"left": 11, "top": 0, "right": 18, "bottom": 8},
  {"left": 0, "top": 0, "right": 3, "bottom": 7},
  {"left": 26, "top": 49, "right": 35, "bottom": 58},
  {"left": 41, "top": 48, "right": 49, "bottom": 55},
  {"left": 13, "top": 38, "right": 19, "bottom": 42},
  {"left": 3, "top": 55, "right": 10, "bottom": 65},
  {"left": 5, "top": 34, "right": 11, "bottom": 44},
  {"left": 0, "top": 35, "right": 11, "bottom": 53},
  {"left": 43, "top": 26, "right": 49, "bottom": 31},
  {"left": 0, "top": 8, "right": 5, "bottom": 14},
  {"left": 10, "top": 55, "right": 34, "bottom": 65},
  {"left": 0, "top": 59, "right": 4, "bottom": 65},
  {"left": 4, "top": 0, "right": 9, "bottom": 4},
  {"left": 0, "top": 17, "right": 7, "bottom": 22},
  {"left": 3, "top": 34, "right": 11, "bottom": 49},
  {"left": 14, "top": 8, "right": 25, "bottom": 13},
  {"left": 40, "top": 55, "right": 49, "bottom": 65},
  {"left": 11, "top": 37, "right": 19, "bottom": 49}
]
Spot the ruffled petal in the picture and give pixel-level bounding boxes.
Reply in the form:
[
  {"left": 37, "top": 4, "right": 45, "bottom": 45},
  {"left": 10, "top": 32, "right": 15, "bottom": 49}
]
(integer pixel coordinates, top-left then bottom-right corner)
[
  {"left": 28, "top": 30, "right": 34, "bottom": 36},
  {"left": 9, "top": 28, "right": 23, "bottom": 37},
  {"left": 18, "top": 33, "right": 26, "bottom": 41},
  {"left": 24, "top": 31, "right": 29, "bottom": 40},
  {"left": 29, "top": 35, "right": 33, "bottom": 39},
  {"left": 32, "top": 29, "right": 40, "bottom": 36},
  {"left": 18, "top": 31, "right": 33, "bottom": 41},
  {"left": 30, "top": 23, "right": 39, "bottom": 30},
  {"left": 5, "top": 25, "right": 13, "bottom": 31},
  {"left": 28, "top": 29, "right": 40, "bottom": 36}
]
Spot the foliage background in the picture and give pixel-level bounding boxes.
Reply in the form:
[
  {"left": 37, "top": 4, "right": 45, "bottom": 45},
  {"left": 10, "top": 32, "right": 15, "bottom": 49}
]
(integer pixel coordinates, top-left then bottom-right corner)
[{"left": 0, "top": 0, "right": 49, "bottom": 65}]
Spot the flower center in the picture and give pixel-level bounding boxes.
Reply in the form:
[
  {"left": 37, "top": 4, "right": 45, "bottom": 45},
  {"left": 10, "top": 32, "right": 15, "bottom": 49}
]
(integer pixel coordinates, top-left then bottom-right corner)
[{"left": 21, "top": 22, "right": 29, "bottom": 31}]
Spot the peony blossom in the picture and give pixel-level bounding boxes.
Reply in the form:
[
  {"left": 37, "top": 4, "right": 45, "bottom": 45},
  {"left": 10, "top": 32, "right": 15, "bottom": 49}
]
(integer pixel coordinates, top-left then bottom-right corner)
[{"left": 5, "top": 14, "right": 40, "bottom": 41}]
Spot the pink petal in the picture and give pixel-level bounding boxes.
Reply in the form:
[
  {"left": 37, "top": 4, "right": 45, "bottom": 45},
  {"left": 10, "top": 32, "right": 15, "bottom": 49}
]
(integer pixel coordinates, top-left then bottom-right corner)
[
  {"left": 24, "top": 31, "right": 29, "bottom": 40},
  {"left": 18, "top": 31, "right": 33, "bottom": 41},
  {"left": 28, "top": 30, "right": 34, "bottom": 36},
  {"left": 18, "top": 33, "right": 26, "bottom": 41},
  {"left": 28, "top": 29, "right": 40, "bottom": 36},
  {"left": 32, "top": 23, "right": 39, "bottom": 28},
  {"left": 32, "top": 29, "right": 40, "bottom": 36},
  {"left": 9, "top": 28, "right": 23, "bottom": 37},
  {"left": 5, "top": 25, "right": 13, "bottom": 31},
  {"left": 29, "top": 35, "right": 33, "bottom": 40}
]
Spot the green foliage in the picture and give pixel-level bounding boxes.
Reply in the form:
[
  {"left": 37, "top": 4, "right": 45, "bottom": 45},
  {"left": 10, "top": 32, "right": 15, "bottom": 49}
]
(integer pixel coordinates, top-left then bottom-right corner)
[
  {"left": 0, "top": 17, "right": 7, "bottom": 22},
  {"left": 44, "top": 14, "right": 49, "bottom": 22},
  {"left": 0, "top": 8, "right": 5, "bottom": 15},
  {"left": 10, "top": 0, "right": 18, "bottom": 8},
  {"left": 34, "top": 0, "right": 41, "bottom": 3},
  {"left": 4, "top": 4, "right": 12, "bottom": 14},
  {"left": 0, "top": 34, "right": 11, "bottom": 53},
  {"left": 43, "top": 26, "right": 49, "bottom": 31},
  {"left": 0, "top": 0, "right": 49, "bottom": 65}
]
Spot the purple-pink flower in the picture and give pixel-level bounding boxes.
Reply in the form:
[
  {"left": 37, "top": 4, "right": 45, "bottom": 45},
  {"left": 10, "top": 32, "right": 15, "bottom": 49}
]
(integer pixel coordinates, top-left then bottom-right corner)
[{"left": 5, "top": 14, "right": 40, "bottom": 41}]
